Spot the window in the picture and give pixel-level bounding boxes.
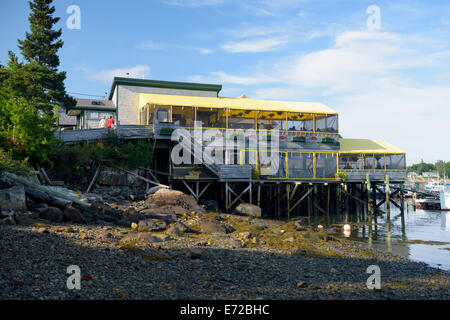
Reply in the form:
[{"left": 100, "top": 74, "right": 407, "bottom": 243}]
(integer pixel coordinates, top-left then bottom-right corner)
[
  {"left": 140, "top": 108, "right": 147, "bottom": 125},
  {"left": 386, "top": 154, "right": 406, "bottom": 169},
  {"left": 339, "top": 154, "right": 363, "bottom": 170},
  {"left": 259, "top": 151, "right": 286, "bottom": 178},
  {"left": 225, "top": 150, "right": 239, "bottom": 165},
  {"left": 315, "top": 114, "right": 338, "bottom": 133},
  {"left": 241, "top": 150, "right": 257, "bottom": 169},
  {"left": 87, "top": 111, "right": 114, "bottom": 120},
  {"left": 361, "top": 154, "right": 384, "bottom": 170},
  {"left": 288, "top": 152, "right": 314, "bottom": 178},
  {"left": 195, "top": 107, "right": 225, "bottom": 128},
  {"left": 316, "top": 153, "right": 337, "bottom": 178},
  {"left": 157, "top": 109, "right": 169, "bottom": 122},
  {"left": 285, "top": 113, "right": 313, "bottom": 131},
  {"left": 172, "top": 106, "right": 194, "bottom": 127},
  {"left": 87, "top": 112, "right": 99, "bottom": 120}
]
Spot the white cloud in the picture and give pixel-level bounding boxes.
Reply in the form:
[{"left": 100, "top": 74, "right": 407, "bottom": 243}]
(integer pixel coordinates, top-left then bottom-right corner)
[
  {"left": 212, "top": 71, "right": 276, "bottom": 85},
  {"left": 334, "top": 83, "right": 450, "bottom": 164},
  {"left": 441, "top": 17, "right": 450, "bottom": 25},
  {"left": 197, "top": 29, "right": 450, "bottom": 163},
  {"left": 189, "top": 71, "right": 275, "bottom": 85},
  {"left": 137, "top": 41, "right": 213, "bottom": 54},
  {"left": 221, "top": 37, "right": 289, "bottom": 53},
  {"left": 162, "top": 0, "right": 225, "bottom": 7},
  {"left": 193, "top": 47, "right": 214, "bottom": 54},
  {"left": 91, "top": 65, "right": 151, "bottom": 82},
  {"left": 274, "top": 30, "right": 450, "bottom": 95},
  {"left": 137, "top": 40, "right": 165, "bottom": 50}
]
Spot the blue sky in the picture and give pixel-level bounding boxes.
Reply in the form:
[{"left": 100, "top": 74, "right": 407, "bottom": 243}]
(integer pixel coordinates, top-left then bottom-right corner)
[{"left": 1, "top": 0, "right": 450, "bottom": 165}]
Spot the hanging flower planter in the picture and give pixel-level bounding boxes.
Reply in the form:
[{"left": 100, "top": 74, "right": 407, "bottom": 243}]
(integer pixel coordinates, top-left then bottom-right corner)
[
  {"left": 293, "top": 135, "right": 306, "bottom": 142},
  {"left": 321, "top": 136, "right": 335, "bottom": 143}
]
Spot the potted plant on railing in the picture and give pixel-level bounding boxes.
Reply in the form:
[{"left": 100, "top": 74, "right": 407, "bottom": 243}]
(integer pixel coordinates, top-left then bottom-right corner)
[
  {"left": 252, "top": 169, "right": 261, "bottom": 180},
  {"left": 321, "top": 136, "right": 335, "bottom": 143},
  {"left": 159, "top": 127, "right": 174, "bottom": 136},
  {"left": 335, "top": 172, "right": 348, "bottom": 182},
  {"left": 293, "top": 133, "right": 306, "bottom": 142}
]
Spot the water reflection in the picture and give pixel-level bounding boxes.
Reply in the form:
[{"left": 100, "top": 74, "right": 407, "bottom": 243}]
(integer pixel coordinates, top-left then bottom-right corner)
[
  {"left": 308, "top": 200, "right": 450, "bottom": 270},
  {"left": 442, "top": 212, "right": 450, "bottom": 231}
]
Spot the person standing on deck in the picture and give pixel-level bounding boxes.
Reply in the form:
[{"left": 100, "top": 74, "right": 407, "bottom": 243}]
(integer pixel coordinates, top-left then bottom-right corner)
[
  {"left": 106, "top": 116, "right": 115, "bottom": 128},
  {"left": 98, "top": 115, "right": 107, "bottom": 128}
]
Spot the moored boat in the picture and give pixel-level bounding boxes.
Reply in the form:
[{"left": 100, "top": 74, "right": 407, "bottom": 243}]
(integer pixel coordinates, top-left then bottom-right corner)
[{"left": 439, "top": 185, "right": 450, "bottom": 211}]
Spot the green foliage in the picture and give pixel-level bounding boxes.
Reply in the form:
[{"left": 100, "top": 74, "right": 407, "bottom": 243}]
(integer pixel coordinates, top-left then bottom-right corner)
[
  {"left": 0, "top": 148, "right": 30, "bottom": 177},
  {"left": 0, "top": 0, "right": 75, "bottom": 166},
  {"left": 19, "top": 0, "right": 63, "bottom": 68},
  {"left": 50, "top": 140, "right": 153, "bottom": 179},
  {"left": 407, "top": 160, "right": 435, "bottom": 175},
  {"left": 0, "top": 0, "right": 75, "bottom": 116},
  {"left": 252, "top": 169, "right": 260, "bottom": 180},
  {"left": 407, "top": 160, "right": 450, "bottom": 177},
  {"left": 335, "top": 172, "right": 348, "bottom": 181},
  {"left": 0, "top": 91, "right": 58, "bottom": 164}
]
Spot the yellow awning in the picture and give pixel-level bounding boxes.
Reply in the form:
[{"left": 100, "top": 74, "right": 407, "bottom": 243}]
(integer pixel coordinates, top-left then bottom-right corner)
[
  {"left": 339, "top": 138, "right": 405, "bottom": 154},
  {"left": 139, "top": 93, "right": 338, "bottom": 115}
]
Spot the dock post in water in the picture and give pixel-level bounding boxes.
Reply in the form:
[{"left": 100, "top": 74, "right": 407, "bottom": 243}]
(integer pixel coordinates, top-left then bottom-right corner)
[
  {"left": 400, "top": 183, "right": 405, "bottom": 214},
  {"left": 385, "top": 175, "right": 390, "bottom": 219},
  {"left": 344, "top": 183, "right": 349, "bottom": 223},
  {"left": 286, "top": 184, "right": 291, "bottom": 221},
  {"left": 366, "top": 174, "right": 372, "bottom": 214}
]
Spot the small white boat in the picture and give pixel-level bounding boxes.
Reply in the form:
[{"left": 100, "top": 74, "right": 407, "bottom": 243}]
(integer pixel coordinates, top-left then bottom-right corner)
[
  {"left": 424, "top": 180, "right": 444, "bottom": 194},
  {"left": 439, "top": 186, "right": 450, "bottom": 211}
]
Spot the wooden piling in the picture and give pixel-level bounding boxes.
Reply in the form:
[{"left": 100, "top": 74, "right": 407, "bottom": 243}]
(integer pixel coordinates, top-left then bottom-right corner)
[
  {"left": 366, "top": 174, "right": 372, "bottom": 214},
  {"left": 385, "top": 175, "right": 390, "bottom": 219},
  {"left": 286, "top": 184, "right": 291, "bottom": 221},
  {"left": 257, "top": 184, "right": 261, "bottom": 209},
  {"left": 400, "top": 183, "right": 405, "bottom": 214}
]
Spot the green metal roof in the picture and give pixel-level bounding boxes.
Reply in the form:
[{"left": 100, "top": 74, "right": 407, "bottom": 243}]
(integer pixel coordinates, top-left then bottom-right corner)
[{"left": 108, "top": 77, "right": 222, "bottom": 100}]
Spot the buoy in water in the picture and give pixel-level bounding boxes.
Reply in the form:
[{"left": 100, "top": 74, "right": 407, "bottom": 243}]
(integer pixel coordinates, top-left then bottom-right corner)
[
  {"left": 343, "top": 224, "right": 351, "bottom": 231},
  {"left": 317, "top": 224, "right": 324, "bottom": 229},
  {"left": 343, "top": 230, "right": 351, "bottom": 238}
]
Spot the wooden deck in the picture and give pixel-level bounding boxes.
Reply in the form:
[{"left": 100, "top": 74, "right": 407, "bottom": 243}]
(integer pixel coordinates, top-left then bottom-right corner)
[
  {"left": 55, "top": 125, "right": 154, "bottom": 144},
  {"left": 56, "top": 125, "right": 406, "bottom": 184}
]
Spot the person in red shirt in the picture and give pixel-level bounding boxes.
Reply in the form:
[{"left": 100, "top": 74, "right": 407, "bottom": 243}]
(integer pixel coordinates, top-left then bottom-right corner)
[{"left": 106, "top": 116, "right": 115, "bottom": 128}]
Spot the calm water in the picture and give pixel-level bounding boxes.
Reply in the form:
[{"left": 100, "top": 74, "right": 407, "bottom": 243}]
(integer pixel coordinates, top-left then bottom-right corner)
[{"left": 309, "top": 200, "right": 450, "bottom": 271}]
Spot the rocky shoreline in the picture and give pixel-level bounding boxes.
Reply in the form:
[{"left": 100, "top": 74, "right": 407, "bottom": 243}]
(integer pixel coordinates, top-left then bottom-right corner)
[{"left": 0, "top": 180, "right": 449, "bottom": 300}]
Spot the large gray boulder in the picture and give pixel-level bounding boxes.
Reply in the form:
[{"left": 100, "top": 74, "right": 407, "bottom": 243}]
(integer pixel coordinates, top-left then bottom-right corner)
[
  {"left": 145, "top": 189, "right": 205, "bottom": 214},
  {"left": 97, "top": 168, "right": 143, "bottom": 187},
  {"left": 139, "top": 209, "right": 178, "bottom": 223},
  {"left": 0, "top": 216, "right": 16, "bottom": 226},
  {"left": 167, "top": 221, "right": 192, "bottom": 236},
  {"left": 137, "top": 218, "right": 167, "bottom": 232},
  {"left": 0, "top": 185, "right": 26, "bottom": 214},
  {"left": 234, "top": 203, "right": 262, "bottom": 218},
  {"left": 197, "top": 219, "right": 227, "bottom": 234},
  {"left": 97, "top": 168, "right": 127, "bottom": 186},
  {"left": 39, "top": 207, "right": 64, "bottom": 222},
  {"left": 120, "top": 233, "right": 171, "bottom": 244},
  {"left": 64, "top": 206, "right": 83, "bottom": 223}
]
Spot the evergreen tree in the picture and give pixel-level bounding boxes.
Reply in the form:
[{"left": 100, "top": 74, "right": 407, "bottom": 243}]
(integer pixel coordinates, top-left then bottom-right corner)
[
  {"left": 1, "top": 0, "right": 75, "bottom": 114},
  {"left": 0, "top": 0, "right": 74, "bottom": 164}
]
